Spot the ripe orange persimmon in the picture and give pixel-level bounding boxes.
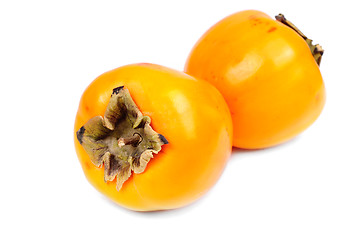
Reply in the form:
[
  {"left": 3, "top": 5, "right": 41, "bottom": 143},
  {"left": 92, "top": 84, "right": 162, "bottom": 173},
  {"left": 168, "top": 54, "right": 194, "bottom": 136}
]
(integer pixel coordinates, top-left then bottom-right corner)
[
  {"left": 185, "top": 10, "right": 326, "bottom": 149},
  {"left": 74, "top": 63, "right": 232, "bottom": 211}
]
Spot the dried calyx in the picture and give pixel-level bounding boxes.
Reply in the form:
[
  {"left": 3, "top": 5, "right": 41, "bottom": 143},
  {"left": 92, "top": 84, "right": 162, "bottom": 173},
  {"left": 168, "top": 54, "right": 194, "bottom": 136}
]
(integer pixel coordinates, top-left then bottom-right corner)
[
  {"left": 76, "top": 86, "right": 168, "bottom": 190},
  {"left": 275, "top": 13, "right": 324, "bottom": 66}
]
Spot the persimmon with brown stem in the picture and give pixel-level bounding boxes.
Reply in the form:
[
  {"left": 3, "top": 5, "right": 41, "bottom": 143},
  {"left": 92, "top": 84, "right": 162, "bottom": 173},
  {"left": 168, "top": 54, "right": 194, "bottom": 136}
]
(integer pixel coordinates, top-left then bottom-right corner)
[
  {"left": 185, "top": 10, "right": 326, "bottom": 149},
  {"left": 74, "top": 63, "right": 233, "bottom": 211}
]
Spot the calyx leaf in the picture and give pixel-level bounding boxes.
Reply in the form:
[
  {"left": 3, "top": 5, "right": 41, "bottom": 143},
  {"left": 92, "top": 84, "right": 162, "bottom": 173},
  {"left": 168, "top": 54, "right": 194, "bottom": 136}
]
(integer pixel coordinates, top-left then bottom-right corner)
[{"left": 77, "top": 86, "right": 168, "bottom": 190}]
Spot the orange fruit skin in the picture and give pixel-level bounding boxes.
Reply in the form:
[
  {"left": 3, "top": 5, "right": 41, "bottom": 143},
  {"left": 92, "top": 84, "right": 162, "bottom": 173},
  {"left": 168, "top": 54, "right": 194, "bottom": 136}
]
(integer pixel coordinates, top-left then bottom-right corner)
[
  {"left": 185, "top": 10, "right": 326, "bottom": 149},
  {"left": 74, "top": 63, "right": 233, "bottom": 211}
]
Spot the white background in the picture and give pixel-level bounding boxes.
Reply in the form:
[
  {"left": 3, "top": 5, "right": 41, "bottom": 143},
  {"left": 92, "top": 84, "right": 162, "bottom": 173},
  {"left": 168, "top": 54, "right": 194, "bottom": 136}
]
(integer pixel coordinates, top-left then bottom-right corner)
[{"left": 1, "top": 0, "right": 358, "bottom": 239}]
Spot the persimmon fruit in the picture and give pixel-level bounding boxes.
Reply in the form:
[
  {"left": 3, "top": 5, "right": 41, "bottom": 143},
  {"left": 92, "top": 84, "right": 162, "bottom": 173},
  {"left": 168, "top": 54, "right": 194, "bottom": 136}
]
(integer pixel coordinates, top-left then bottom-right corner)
[
  {"left": 74, "top": 63, "right": 232, "bottom": 211},
  {"left": 185, "top": 10, "right": 326, "bottom": 149}
]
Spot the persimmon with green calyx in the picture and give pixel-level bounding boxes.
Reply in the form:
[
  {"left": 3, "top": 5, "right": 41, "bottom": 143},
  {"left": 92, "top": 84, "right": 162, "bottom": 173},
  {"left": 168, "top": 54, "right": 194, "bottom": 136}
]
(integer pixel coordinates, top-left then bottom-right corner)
[
  {"left": 185, "top": 10, "right": 326, "bottom": 149},
  {"left": 74, "top": 63, "right": 233, "bottom": 211}
]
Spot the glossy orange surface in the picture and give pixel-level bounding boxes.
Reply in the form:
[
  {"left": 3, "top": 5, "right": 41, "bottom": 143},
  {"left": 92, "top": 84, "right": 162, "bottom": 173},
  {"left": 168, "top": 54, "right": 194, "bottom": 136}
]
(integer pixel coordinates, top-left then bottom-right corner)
[
  {"left": 185, "top": 10, "right": 326, "bottom": 149},
  {"left": 74, "top": 63, "right": 233, "bottom": 211}
]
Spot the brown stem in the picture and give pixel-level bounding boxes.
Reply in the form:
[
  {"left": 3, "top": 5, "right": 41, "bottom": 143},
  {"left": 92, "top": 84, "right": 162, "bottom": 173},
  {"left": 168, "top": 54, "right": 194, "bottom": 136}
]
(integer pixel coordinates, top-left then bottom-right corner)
[
  {"left": 275, "top": 13, "right": 324, "bottom": 66},
  {"left": 118, "top": 134, "right": 142, "bottom": 147}
]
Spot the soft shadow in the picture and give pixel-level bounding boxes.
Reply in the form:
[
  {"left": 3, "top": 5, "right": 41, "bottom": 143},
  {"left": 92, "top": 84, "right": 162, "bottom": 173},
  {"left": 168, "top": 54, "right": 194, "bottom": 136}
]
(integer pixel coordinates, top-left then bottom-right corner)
[
  {"left": 231, "top": 147, "right": 264, "bottom": 154},
  {"left": 100, "top": 190, "right": 208, "bottom": 217},
  {"left": 230, "top": 136, "right": 301, "bottom": 158}
]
